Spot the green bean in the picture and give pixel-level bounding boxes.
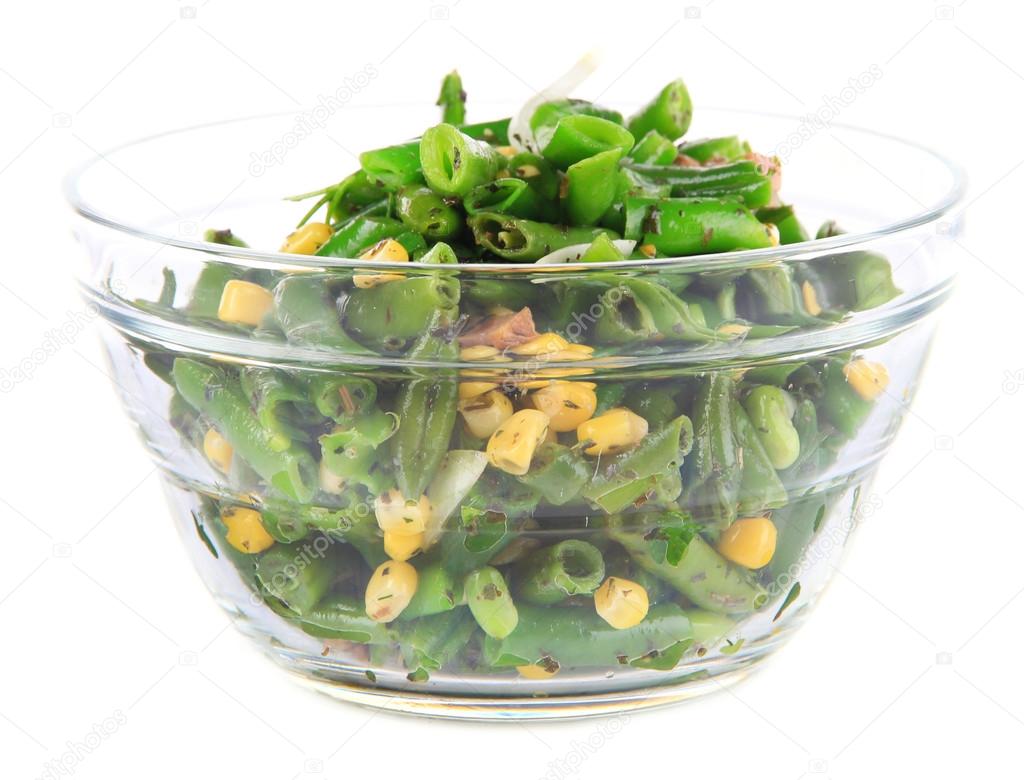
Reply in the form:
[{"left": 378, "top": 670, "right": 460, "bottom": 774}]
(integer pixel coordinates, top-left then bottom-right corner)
[
  {"left": 579, "top": 232, "right": 626, "bottom": 262},
  {"left": 436, "top": 70, "right": 466, "bottom": 125},
  {"left": 467, "top": 212, "right": 618, "bottom": 261},
  {"left": 606, "top": 512, "right": 766, "bottom": 614},
  {"left": 390, "top": 310, "right": 460, "bottom": 497},
  {"left": 582, "top": 415, "right": 693, "bottom": 514},
  {"left": 343, "top": 276, "right": 460, "bottom": 348},
  {"left": 627, "top": 79, "right": 693, "bottom": 141},
  {"left": 530, "top": 99, "right": 625, "bottom": 136},
  {"left": 629, "top": 130, "right": 678, "bottom": 165},
  {"left": 203, "top": 228, "right": 248, "bottom": 248},
  {"left": 821, "top": 358, "right": 874, "bottom": 437},
  {"left": 756, "top": 204, "right": 810, "bottom": 245},
  {"left": 463, "top": 178, "right": 551, "bottom": 221},
  {"left": 420, "top": 123, "right": 504, "bottom": 197},
  {"left": 465, "top": 566, "right": 519, "bottom": 638},
  {"left": 624, "top": 196, "right": 776, "bottom": 255},
  {"left": 400, "top": 609, "right": 476, "bottom": 681},
  {"left": 319, "top": 408, "right": 398, "bottom": 494},
  {"left": 744, "top": 385, "right": 800, "bottom": 470},
  {"left": 538, "top": 114, "right": 635, "bottom": 169},
  {"left": 316, "top": 215, "right": 405, "bottom": 258},
  {"left": 687, "top": 374, "right": 741, "bottom": 533},
  {"left": 305, "top": 375, "right": 378, "bottom": 423},
  {"left": 627, "top": 382, "right": 679, "bottom": 429},
  {"left": 359, "top": 143, "right": 424, "bottom": 189},
  {"left": 297, "top": 593, "right": 395, "bottom": 643},
  {"left": 625, "top": 160, "right": 774, "bottom": 208},
  {"left": 731, "top": 399, "right": 788, "bottom": 514},
  {"left": 515, "top": 540, "right": 605, "bottom": 605},
  {"left": 483, "top": 602, "right": 693, "bottom": 669},
  {"left": 399, "top": 560, "right": 462, "bottom": 621},
  {"left": 173, "top": 359, "right": 318, "bottom": 502},
  {"left": 187, "top": 263, "right": 242, "bottom": 319},
  {"left": 565, "top": 148, "right": 624, "bottom": 226},
  {"left": 516, "top": 442, "right": 589, "bottom": 505},
  {"left": 677, "top": 135, "right": 750, "bottom": 163},
  {"left": 396, "top": 185, "right": 463, "bottom": 240},
  {"left": 272, "top": 274, "right": 373, "bottom": 355},
  {"left": 253, "top": 540, "right": 335, "bottom": 614}
]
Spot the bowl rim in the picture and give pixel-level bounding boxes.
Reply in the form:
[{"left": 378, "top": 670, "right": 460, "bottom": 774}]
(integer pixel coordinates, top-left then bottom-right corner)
[{"left": 63, "top": 106, "right": 967, "bottom": 274}]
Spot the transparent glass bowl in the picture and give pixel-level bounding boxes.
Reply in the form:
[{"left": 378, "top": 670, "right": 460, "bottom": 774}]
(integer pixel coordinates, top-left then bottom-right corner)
[{"left": 66, "top": 107, "right": 963, "bottom": 719}]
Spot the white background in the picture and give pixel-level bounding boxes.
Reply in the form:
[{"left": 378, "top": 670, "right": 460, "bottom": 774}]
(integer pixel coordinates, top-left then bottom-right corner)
[{"left": 2, "top": 1, "right": 1021, "bottom": 777}]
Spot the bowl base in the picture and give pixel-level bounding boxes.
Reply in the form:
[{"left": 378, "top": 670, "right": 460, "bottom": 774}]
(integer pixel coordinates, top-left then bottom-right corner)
[{"left": 279, "top": 653, "right": 768, "bottom": 721}]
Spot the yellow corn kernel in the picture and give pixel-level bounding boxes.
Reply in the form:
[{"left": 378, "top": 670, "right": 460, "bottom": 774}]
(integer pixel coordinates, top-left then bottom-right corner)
[
  {"left": 717, "top": 323, "right": 751, "bottom": 338},
  {"left": 203, "top": 429, "right": 233, "bottom": 473},
  {"left": 353, "top": 238, "right": 410, "bottom": 288},
  {"left": 517, "top": 661, "right": 560, "bottom": 679},
  {"left": 543, "top": 350, "right": 591, "bottom": 362},
  {"left": 365, "top": 560, "right": 418, "bottom": 622},
  {"left": 279, "top": 222, "right": 332, "bottom": 255},
  {"left": 384, "top": 530, "right": 424, "bottom": 562},
  {"left": 563, "top": 343, "right": 595, "bottom": 355},
  {"left": 319, "top": 459, "right": 344, "bottom": 495},
  {"left": 460, "top": 345, "right": 501, "bottom": 361},
  {"left": 459, "top": 381, "right": 499, "bottom": 400},
  {"left": 717, "top": 516, "right": 777, "bottom": 569},
  {"left": 520, "top": 379, "right": 597, "bottom": 391},
  {"left": 594, "top": 577, "right": 649, "bottom": 629},
  {"left": 576, "top": 408, "right": 648, "bottom": 456},
  {"left": 374, "top": 489, "right": 431, "bottom": 536},
  {"left": 487, "top": 305, "right": 517, "bottom": 317},
  {"left": 509, "top": 332, "right": 570, "bottom": 356},
  {"left": 530, "top": 382, "right": 597, "bottom": 433},
  {"left": 217, "top": 280, "right": 274, "bottom": 326},
  {"left": 486, "top": 409, "right": 550, "bottom": 475},
  {"left": 516, "top": 163, "right": 542, "bottom": 178},
  {"left": 843, "top": 359, "right": 890, "bottom": 401},
  {"left": 495, "top": 145, "right": 517, "bottom": 158},
  {"left": 459, "top": 389, "right": 514, "bottom": 439},
  {"left": 801, "top": 280, "right": 822, "bottom": 316},
  {"left": 639, "top": 243, "right": 657, "bottom": 258},
  {"left": 221, "top": 507, "right": 275, "bottom": 554}
]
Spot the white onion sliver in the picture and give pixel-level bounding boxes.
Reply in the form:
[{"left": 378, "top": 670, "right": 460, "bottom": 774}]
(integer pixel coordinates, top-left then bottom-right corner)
[
  {"left": 507, "top": 50, "right": 605, "bottom": 153},
  {"left": 534, "top": 239, "right": 636, "bottom": 265},
  {"left": 423, "top": 450, "right": 488, "bottom": 548}
]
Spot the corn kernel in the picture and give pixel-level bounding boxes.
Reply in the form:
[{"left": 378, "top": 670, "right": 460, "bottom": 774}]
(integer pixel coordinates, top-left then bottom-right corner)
[
  {"left": 530, "top": 382, "right": 597, "bottom": 432},
  {"left": 717, "top": 516, "right": 777, "bottom": 569},
  {"left": 384, "top": 530, "right": 424, "bottom": 562},
  {"left": 543, "top": 350, "right": 591, "bottom": 362},
  {"left": 563, "top": 343, "right": 595, "bottom": 355},
  {"left": 717, "top": 323, "right": 751, "bottom": 338},
  {"left": 516, "top": 164, "right": 542, "bottom": 178},
  {"left": 843, "top": 359, "right": 889, "bottom": 401},
  {"left": 459, "top": 381, "right": 499, "bottom": 400},
  {"left": 517, "top": 661, "right": 560, "bottom": 679},
  {"left": 459, "top": 389, "right": 514, "bottom": 439},
  {"left": 221, "top": 507, "right": 275, "bottom": 554},
  {"left": 576, "top": 407, "right": 648, "bottom": 456},
  {"left": 766, "top": 223, "right": 781, "bottom": 247},
  {"left": 509, "top": 332, "right": 570, "bottom": 356},
  {"left": 460, "top": 345, "right": 501, "bottom": 361},
  {"left": 374, "top": 489, "right": 431, "bottom": 536},
  {"left": 495, "top": 145, "right": 517, "bottom": 158},
  {"left": 279, "top": 222, "right": 332, "bottom": 255},
  {"left": 353, "top": 238, "right": 410, "bottom": 288},
  {"left": 801, "top": 280, "right": 822, "bottom": 316},
  {"left": 203, "top": 428, "right": 233, "bottom": 473},
  {"left": 365, "top": 560, "right": 418, "bottom": 622},
  {"left": 217, "top": 280, "right": 274, "bottom": 327},
  {"left": 486, "top": 409, "right": 550, "bottom": 475},
  {"left": 594, "top": 577, "right": 649, "bottom": 629},
  {"left": 639, "top": 243, "right": 657, "bottom": 258}
]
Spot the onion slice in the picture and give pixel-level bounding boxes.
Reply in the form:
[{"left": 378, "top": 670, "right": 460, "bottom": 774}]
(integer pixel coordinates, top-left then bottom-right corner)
[
  {"left": 424, "top": 450, "right": 488, "bottom": 548},
  {"left": 507, "top": 50, "right": 605, "bottom": 154},
  {"left": 534, "top": 239, "right": 636, "bottom": 265}
]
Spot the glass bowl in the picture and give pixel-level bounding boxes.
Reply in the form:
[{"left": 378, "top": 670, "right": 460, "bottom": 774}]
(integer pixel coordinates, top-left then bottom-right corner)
[{"left": 65, "top": 107, "right": 964, "bottom": 719}]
